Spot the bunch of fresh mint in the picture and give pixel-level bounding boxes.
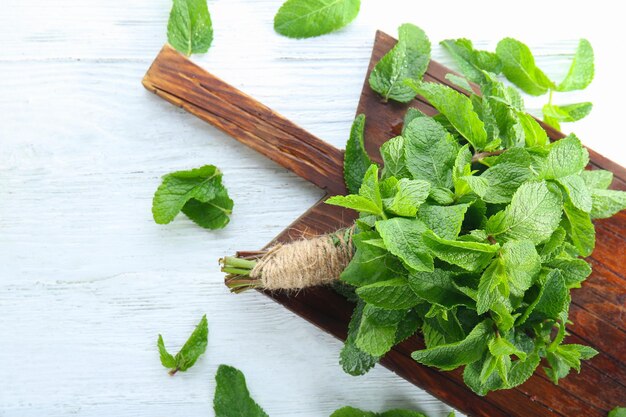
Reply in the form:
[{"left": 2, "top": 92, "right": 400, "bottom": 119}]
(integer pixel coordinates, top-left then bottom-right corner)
[{"left": 327, "top": 24, "right": 626, "bottom": 396}]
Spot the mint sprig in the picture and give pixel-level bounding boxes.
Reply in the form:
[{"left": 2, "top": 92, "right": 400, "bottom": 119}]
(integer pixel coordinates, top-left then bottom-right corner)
[
  {"left": 157, "top": 315, "right": 208, "bottom": 375},
  {"left": 273, "top": 0, "right": 361, "bottom": 39},
  {"left": 167, "top": 0, "right": 213, "bottom": 56}
]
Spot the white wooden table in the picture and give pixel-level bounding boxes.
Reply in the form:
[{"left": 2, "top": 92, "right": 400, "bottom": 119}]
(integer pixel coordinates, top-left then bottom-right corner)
[{"left": 2, "top": 1, "right": 625, "bottom": 416}]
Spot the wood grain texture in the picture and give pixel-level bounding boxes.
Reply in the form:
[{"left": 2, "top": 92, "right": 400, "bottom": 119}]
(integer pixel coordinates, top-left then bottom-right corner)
[{"left": 142, "top": 30, "right": 626, "bottom": 417}]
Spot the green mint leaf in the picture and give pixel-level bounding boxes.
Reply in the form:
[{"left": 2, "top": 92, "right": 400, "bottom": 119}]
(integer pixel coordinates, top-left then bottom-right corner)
[
  {"left": 445, "top": 73, "right": 474, "bottom": 93},
  {"left": 440, "top": 38, "right": 501, "bottom": 83},
  {"left": 381, "top": 136, "right": 410, "bottom": 180},
  {"left": 376, "top": 218, "right": 433, "bottom": 272},
  {"left": 330, "top": 406, "right": 377, "bottom": 417},
  {"left": 580, "top": 169, "right": 613, "bottom": 189},
  {"left": 403, "top": 117, "right": 458, "bottom": 188},
  {"left": 429, "top": 187, "right": 455, "bottom": 205},
  {"left": 563, "top": 200, "right": 595, "bottom": 257},
  {"left": 543, "top": 114, "right": 561, "bottom": 131},
  {"left": 273, "top": 0, "right": 360, "bottom": 39},
  {"left": 369, "top": 24, "right": 431, "bottom": 102},
  {"left": 356, "top": 278, "right": 421, "bottom": 310},
  {"left": 556, "top": 39, "right": 594, "bottom": 92},
  {"left": 386, "top": 179, "right": 430, "bottom": 217},
  {"left": 152, "top": 165, "right": 232, "bottom": 230},
  {"left": 489, "top": 336, "right": 527, "bottom": 362},
  {"left": 539, "top": 226, "right": 567, "bottom": 262},
  {"left": 340, "top": 231, "right": 404, "bottom": 286},
  {"left": 517, "top": 112, "right": 548, "bottom": 148},
  {"left": 609, "top": 407, "right": 626, "bottom": 417},
  {"left": 411, "top": 320, "right": 492, "bottom": 371},
  {"left": 424, "top": 230, "right": 499, "bottom": 272},
  {"left": 408, "top": 81, "right": 488, "bottom": 150},
  {"left": 507, "top": 352, "right": 541, "bottom": 388},
  {"left": 477, "top": 258, "right": 505, "bottom": 315},
  {"left": 486, "top": 181, "right": 562, "bottom": 245},
  {"left": 157, "top": 315, "right": 208, "bottom": 374},
  {"left": 540, "top": 134, "right": 589, "bottom": 179},
  {"left": 499, "top": 240, "right": 541, "bottom": 297},
  {"left": 590, "top": 189, "right": 626, "bottom": 219},
  {"left": 418, "top": 204, "right": 469, "bottom": 240},
  {"left": 408, "top": 269, "right": 473, "bottom": 310},
  {"left": 214, "top": 365, "right": 269, "bottom": 417},
  {"left": 465, "top": 162, "right": 533, "bottom": 204},
  {"left": 355, "top": 305, "right": 404, "bottom": 357},
  {"left": 327, "top": 165, "right": 384, "bottom": 217},
  {"left": 344, "top": 114, "right": 372, "bottom": 194},
  {"left": 167, "top": 0, "right": 213, "bottom": 56},
  {"left": 543, "top": 102, "right": 593, "bottom": 123},
  {"left": 535, "top": 270, "right": 569, "bottom": 319},
  {"left": 379, "top": 410, "right": 428, "bottom": 417},
  {"left": 402, "top": 108, "right": 428, "bottom": 135},
  {"left": 452, "top": 144, "right": 473, "bottom": 196},
  {"left": 557, "top": 174, "right": 592, "bottom": 213},
  {"left": 548, "top": 257, "right": 592, "bottom": 288},
  {"left": 544, "top": 344, "right": 598, "bottom": 384},
  {"left": 340, "top": 300, "right": 379, "bottom": 376},
  {"left": 495, "top": 38, "right": 554, "bottom": 96}
]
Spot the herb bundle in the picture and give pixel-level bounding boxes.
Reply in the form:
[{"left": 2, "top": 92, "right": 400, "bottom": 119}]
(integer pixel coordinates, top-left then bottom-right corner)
[{"left": 221, "top": 25, "right": 626, "bottom": 396}]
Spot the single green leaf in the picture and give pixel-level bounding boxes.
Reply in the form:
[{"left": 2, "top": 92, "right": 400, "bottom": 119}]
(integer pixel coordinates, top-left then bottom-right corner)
[
  {"left": 517, "top": 112, "right": 548, "bottom": 148},
  {"left": 340, "top": 231, "right": 404, "bottom": 286},
  {"left": 548, "top": 257, "right": 592, "bottom": 288},
  {"left": 495, "top": 38, "right": 554, "bottom": 95},
  {"left": 423, "top": 230, "right": 499, "bottom": 272},
  {"left": 543, "top": 102, "right": 593, "bottom": 123},
  {"left": 408, "top": 268, "right": 473, "bottom": 310},
  {"left": 356, "top": 278, "right": 421, "bottom": 310},
  {"left": 418, "top": 204, "right": 469, "bottom": 239},
  {"left": 152, "top": 165, "right": 232, "bottom": 229},
  {"left": 534, "top": 270, "right": 569, "bottom": 319},
  {"left": 445, "top": 73, "right": 474, "bottom": 93},
  {"left": 344, "top": 114, "right": 372, "bottom": 194},
  {"left": 403, "top": 117, "right": 458, "bottom": 188},
  {"left": 376, "top": 218, "right": 433, "bottom": 272},
  {"left": 557, "top": 39, "right": 594, "bottom": 92},
  {"left": 214, "top": 365, "right": 269, "bottom": 417},
  {"left": 580, "top": 169, "right": 613, "bottom": 190},
  {"left": 356, "top": 305, "right": 404, "bottom": 357},
  {"left": 340, "top": 300, "right": 379, "bottom": 376},
  {"left": 369, "top": 24, "right": 431, "bottom": 102},
  {"left": 411, "top": 320, "right": 492, "bottom": 371},
  {"left": 539, "top": 227, "right": 567, "bottom": 262},
  {"left": 167, "top": 0, "right": 213, "bottom": 56},
  {"left": 330, "top": 406, "right": 377, "bottom": 417},
  {"left": 465, "top": 163, "right": 533, "bottom": 204},
  {"left": 489, "top": 336, "right": 527, "bottom": 361},
  {"left": 486, "top": 181, "right": 562, "bottom": 245},
  {"left": 544, "top": 344, "right": 598, "bottom": 384},
  {"left": 557, "top": 174, "right": 592, "bottom": 213},
  {"left": 157, "top": 315, "right": 208, "bottom": 374},
  {"left": 273, "top": 0, "right": 360, "bottom": 39},
  {"left": 402, "top": 108, "right": 428, "bottom": 135},
  {"left": 326, "top": 194, "right": 383, "bottom": 217},
  {"left": 563, "top": 200, "right": 595, "bottom": 257},
  {"left": 380, "top": 136, "right": 410, "bottom": 180},
  {"left": 429, "top": 187, "right": 456, "bottom": 205},
  {"left": 386, "top": 179, "right": 430, "bottom": 217},
  {"left": 540, "top": 134, "right": 589, "bottom": 179},
  {"left": 608, "top": 407, "right": 626, "bottom": 417},
  {"left": 408, "top": 81, "right": 488, "bottom": 150},
  {"left": 590, "top": 189, "right": 626, "bottom": 219},
  {"left": 440, "top": 38, "right": 501, "bottom": 83}
]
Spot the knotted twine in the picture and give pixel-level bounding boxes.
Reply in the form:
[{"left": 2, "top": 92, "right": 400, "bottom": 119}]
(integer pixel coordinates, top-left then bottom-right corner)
[{"left": 250, "top": 228, "right": 354, "bottom": 290}]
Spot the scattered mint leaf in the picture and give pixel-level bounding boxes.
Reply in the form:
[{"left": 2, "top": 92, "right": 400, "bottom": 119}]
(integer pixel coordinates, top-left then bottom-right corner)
[
  {"left": 344, "top": 114, "right": 373, "bottom": 194},
  {"left": 440, "top": 38, "right": 501, "bottom": 84},
  {"left": 369, "top": 24, "right": 431, "bottom": 102},
  {"left": 330, "top": 407, "right": 428, "bottom": 417},
  {"left": 214, "top": 365, "right": 269, "bottom": 417},
  {"left": 609, "top": 407, "right": 626, "bottom": 417},
  {"left": 157, "top": 315, "right": 208, "bottom": 375},
  {"left": 152, "top": 165, "right": 233, "bottom": 230},
  {"left": 167, "top": 0, "right": 213, "bottom": 56},
  {"left": 273, "top": 0, "right": 360, "bottom": 39},
  {"left": 543, "top": 102, "right": 593, "bottom": 123},
  {"left": 495, "top": 38, "right": 554, "bottom": 95},
  {"left": 556, "top": 39, "right": 594, "bottom": 92},
  {"left": 590, "top": 189, "right": 626, "bottom": 219}
]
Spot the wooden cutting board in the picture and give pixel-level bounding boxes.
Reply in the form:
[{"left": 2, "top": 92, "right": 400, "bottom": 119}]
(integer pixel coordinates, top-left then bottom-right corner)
[{"left": 143, "top": 31, "right": 626, "bottom": 417}]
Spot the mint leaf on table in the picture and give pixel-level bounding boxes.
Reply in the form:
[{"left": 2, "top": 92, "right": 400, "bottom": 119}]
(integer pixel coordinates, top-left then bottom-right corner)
[
  {"left": 167, "top": 0, "right": 213, "bottom": 56},
  {"left": 556, "top": 39, "right": 594, "bottom": 92},
  {"left": 214, "top": 365, "right": 269, "bottom": 417},
  {"left": 152, "top": 165, "right": 233, "bottom": 230},
  {"left": 543, "top": 102, "right": 593, "bottom": 124},
  {"left": 355, "top": 305, "right": 405, "bottom": 357},
  {"left": 540, "top": 134, "right": 589, "bottom": 180},
  {"left": 590, "top": 189, "right": 626, "bottom": 219},
  {"left": 544, "top": 344, "right": 598, "bottom": 384},
  {"left": 407, "top": 81, "right": 488, "bottom": 150},
  {"left": 344, "top": 114, "right": 373, "bottom": 194},
  {"left": 157, "top": 315, "right": 208, "bottom": 375},
  {"left": 440, "top": 38, "right": 501, "bottom": 84},
  {"left": 609, "top": 407, "right": 626, "bottom": 417},
  {"left": 273, "top": 0, "right": 360, "bottom": 39},
  {"left": 495, "top": 38, "right": 554, "bottom": 96},
  {"left": 369, "top": 24, "right": 431, "bottom": 102},
  {"left": 331, "top": 406, "right": 428, "bottom": 417}
]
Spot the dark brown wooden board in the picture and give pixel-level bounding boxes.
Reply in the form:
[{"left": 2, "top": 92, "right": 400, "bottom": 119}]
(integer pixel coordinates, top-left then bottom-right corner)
[{"left": 143, "top": 32, "right": 626, "bottom": 417}]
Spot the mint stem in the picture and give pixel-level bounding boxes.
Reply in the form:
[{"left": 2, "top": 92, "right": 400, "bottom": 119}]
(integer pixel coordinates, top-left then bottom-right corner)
[
  {"left": 169, "top": 367, "right": 180, "bottom": 376},
  {"left": 472, "top": 149, "right": 506, "bottom": 163}
]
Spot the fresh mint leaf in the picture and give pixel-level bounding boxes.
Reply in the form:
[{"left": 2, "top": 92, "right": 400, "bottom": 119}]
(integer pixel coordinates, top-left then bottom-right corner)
[
  {"left": 557, "top": 174, "right": 592, "bottom": 213},
  {"left": 465, "top": 162, "right": 532, "bottom": 204},
  {"left": 381, "top": 136, "right": 410, "bottom": 180},
  {"left": 408, "top": 269, "right": 473, "bottom": 310},
  {"left": 369, "top": 24, "right": 431, "bottom": 102},
  {"left": 544, "top": 344, "right": 598, "bottom": 384},
  {"left": 517, "top": 112, "right": 548, "bottom": 148},
  {"left": 167, "top": 0, "right": 213, "bottom": 56},
  {"left": 327, "top": 165, "right": 385, "bottom": 217},
  {"left": 445, "top": 73, "right": 474, "bottom": 93},
  {"left": 356, "top": 305, "right": 404, "bottom": 357},
  {"left": 548, "top": 257, "right": 592, "bottom": 288},
  {"left": 152, "top": 165, "right": 232, "bottom": 230},
  {"left": 580, "top": 169, "right": 613, "bottom": 189},
  {"left": 408, "top": 81, "right": 488, "bottom": 150},
  {"left": 418, "top": 204, "right": 469, "bottom": 240},
  {"left": 214, "top": 365, "right": 269, "bottom": 417},
  {"left": 543, "top": 102, "right": 593, "bottom": 123},
  {"left": 341, "top": 231, "right": 404, "bottom": 286},
  {"left": 157, "top": 315, "right": 208, "bottom": 374},
  {"left": 486, "top": 181, "right": 562, "bottom": 245},
  {"left": 330, "top": 407, "right": 427, "bottom": 417},
  {"left": 540, "top": 134, "right": 589, "bottom": 179},
  {"left": 495, "top": 38, "right": 554, "bottom": 95},
  {"left": 376, "top": 218, "right": 433, "bottom": 272},
  {"left": 273, "top": 0, "right": 360, "bottom": 39},
  {"left": 402, "top": 108, "right": 428, "bottom": 135},
  {"left": 340, "top": 300, "right": 379, "bottom": 375},
  {"left": 423, "top": 230, "right": 499, "bottom": 272},
  {"left": 440, "top": 38, "right": 501, "bottom": 83},
  {"left": 534, "top": 270, "right": 568, "bottom": 319},
  {"left": 344, "top": 114, "right": 372, "bottom": 194},
  {"left": 356, "top": 278, "right": 421, "bottom": 310},
  {"left": 590, "top": 189, "right": 626, "bottom": 219},
  {"left": 609, "top": 407, "right": 626, "bottom": 417},
  {"left": 386, "top": 179, "right": 430, "bottom": 217},
  {"left": 403, "top": 117, "right": 458, "bottom": 188},
  {"left": 556, "top": 39, "right": 594, "bottom": 92},
  {"left": 411, "top": 320, "right": 492, "bottom": 371},
  {"left": 563, "top": 200, "right": 595, "bottom": 257}
]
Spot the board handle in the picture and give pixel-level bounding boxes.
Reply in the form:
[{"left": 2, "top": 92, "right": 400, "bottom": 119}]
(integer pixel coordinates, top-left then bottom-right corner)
[{"left": 142, "top": 44, "right": 347, "bottom": 195}]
